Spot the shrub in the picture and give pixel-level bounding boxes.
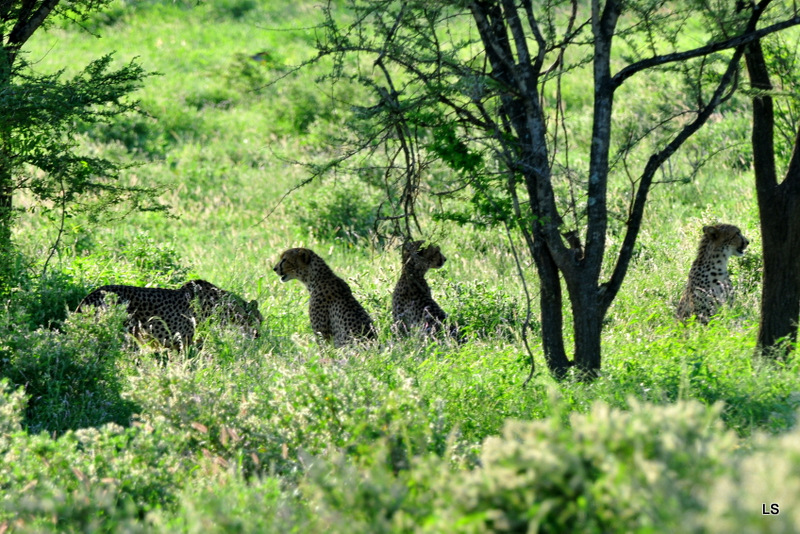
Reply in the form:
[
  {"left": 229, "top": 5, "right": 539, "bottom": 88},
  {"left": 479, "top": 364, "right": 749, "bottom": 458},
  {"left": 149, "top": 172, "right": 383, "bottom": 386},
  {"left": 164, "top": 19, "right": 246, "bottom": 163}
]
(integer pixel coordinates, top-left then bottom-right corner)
[
  {"left": 300, "top": 400, "right": 739, "bottom": 533},
  {"left": 10, "top": 267, "right": 88, "bottom": 330},
  {"left": 701, "top": 422, "right": 800, "bottom": 533},
  {"left": 443, "top": 279, "right": 525, "bottom": 339},
  {"left": 0, "top": 301, "right": 135, "bottom": 434},
  {"left": 430, "top": 400, "right": 735, "bottom": 532},
  {"left": 0, "top": 420, "right": 187, "bottom": 532},
  {"left": 295, "top": 182, "right": 380, "bottom": 245}
]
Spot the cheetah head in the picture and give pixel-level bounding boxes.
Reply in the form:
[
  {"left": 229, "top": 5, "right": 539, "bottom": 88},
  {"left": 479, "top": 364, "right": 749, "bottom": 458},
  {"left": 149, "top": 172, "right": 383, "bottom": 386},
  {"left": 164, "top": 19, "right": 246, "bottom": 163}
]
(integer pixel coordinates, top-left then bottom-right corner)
[
  {"left": 403, "top": 240, "right": 447, "bottom": 270},
  {"left": 273, "top": 248, "right": 313, "bottom": 283},
  {"left": 703, "top": 224, "right": 749, "bottom": 257},
  {"left": 184, "top": 279, "right": 263, "bottom": 338},
  {"left": 226, "top": 297, "right": 263, "bottom": 338}
]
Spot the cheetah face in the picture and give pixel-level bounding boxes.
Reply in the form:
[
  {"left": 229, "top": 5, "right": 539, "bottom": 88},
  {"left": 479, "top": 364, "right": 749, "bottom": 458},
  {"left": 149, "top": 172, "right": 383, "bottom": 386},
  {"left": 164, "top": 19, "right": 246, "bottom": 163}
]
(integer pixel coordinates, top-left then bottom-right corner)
[
  {"left": 421, "top": 245, "right": 446, "bottom": 269},
  {"left": 185, "top": 280, "right": 263, "bottom": 338},
  {"left": 733, "top": 233, "right": 749, "bottom": 256},
  {"left": 273, "top": 248, "right": 312, "bottom": 283},
  {"left": 703, "top": 224, "right": 749, "bottom": 257},
  {"left": 227, "top": 298, "right": 263, "bottom": 338},
  {"left": 403, "top": 240, "right": 447, "bottom": 269}
]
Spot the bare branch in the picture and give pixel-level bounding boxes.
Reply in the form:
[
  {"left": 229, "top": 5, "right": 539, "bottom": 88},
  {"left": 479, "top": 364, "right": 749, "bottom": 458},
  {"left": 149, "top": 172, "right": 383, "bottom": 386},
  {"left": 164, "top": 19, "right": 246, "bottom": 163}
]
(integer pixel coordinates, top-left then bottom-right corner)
[{"left": 613, "top": 8, "right": 800, "bottom": 88}]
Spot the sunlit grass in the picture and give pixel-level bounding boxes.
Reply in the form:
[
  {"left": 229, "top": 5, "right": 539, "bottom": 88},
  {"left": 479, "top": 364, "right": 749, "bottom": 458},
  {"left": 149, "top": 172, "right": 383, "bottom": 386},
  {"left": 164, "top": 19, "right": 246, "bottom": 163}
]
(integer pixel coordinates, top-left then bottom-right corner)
[{"left": 2, "top": 0, "right": 798, "bottom": 531}]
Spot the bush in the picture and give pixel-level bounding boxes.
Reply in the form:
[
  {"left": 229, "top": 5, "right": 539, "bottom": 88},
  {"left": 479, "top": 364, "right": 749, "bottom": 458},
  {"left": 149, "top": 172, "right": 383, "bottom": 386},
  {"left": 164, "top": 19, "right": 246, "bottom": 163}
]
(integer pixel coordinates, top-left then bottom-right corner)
[
  {"left": 0, "top": 301, "right": 135, "bottom": 434},
  {"left": 300, "top": 400, "right": 738, "bottom": 533},
  {"left": 443, "top": 279, "right": 525, "bottom": 339},
  {"left": 0, "top": 419, "right": 187, "bottom": 532},
  {"left": 295, "top": 182, "right": 380, "bottom": 245},
  {"left": 431, "top": 400, "right": 734, "bottom": 533},
  {"left": 701, "top": 422, "right": 800, "bottom": 533}
]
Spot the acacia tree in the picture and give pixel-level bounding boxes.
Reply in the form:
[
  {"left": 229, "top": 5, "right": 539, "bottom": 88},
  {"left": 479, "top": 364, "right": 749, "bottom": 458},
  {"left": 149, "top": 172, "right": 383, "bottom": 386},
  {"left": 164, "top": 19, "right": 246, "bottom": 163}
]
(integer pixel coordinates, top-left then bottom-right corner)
[
  {"left": 0, "top": 1, "right": 163, "bottom": 290},
  {"left": 745, "top": 33, "right": 800, "bottom": 352},
  {"left": 310, "top": 0, "right": 800, "bottom": 379}
]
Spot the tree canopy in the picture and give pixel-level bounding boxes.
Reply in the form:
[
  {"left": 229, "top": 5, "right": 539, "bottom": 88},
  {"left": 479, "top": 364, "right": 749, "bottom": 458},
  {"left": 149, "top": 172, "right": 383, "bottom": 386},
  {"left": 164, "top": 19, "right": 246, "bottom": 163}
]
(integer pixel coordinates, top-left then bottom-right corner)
[{"left": 0, "top": 0, "right": 165, "bottom": 290}]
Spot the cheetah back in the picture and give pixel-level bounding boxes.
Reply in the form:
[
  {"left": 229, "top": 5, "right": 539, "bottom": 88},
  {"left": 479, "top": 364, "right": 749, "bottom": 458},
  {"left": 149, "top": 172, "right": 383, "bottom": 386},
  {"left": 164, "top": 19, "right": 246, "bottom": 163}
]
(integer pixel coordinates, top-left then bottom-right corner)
[{"left": 77, "top": 281, "right": 262, "bottom": 349}]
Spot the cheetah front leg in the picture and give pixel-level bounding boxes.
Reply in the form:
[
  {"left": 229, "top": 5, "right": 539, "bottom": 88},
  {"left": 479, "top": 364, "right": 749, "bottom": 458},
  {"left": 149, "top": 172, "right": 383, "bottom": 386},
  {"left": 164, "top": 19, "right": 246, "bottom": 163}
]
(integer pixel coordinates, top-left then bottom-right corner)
[{"left": 309, "top": 295, "right": 333, "bottom": 344}]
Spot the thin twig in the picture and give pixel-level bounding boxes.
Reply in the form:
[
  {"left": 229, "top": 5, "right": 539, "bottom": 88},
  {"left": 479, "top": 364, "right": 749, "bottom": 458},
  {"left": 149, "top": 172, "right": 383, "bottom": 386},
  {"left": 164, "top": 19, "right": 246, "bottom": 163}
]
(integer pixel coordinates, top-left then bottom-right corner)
[
  {"left": 41, "top": 174, "right": 67, "bottom": 279},
  {"left": 503, "top": 221, "right": 538, "bottom": 388}
]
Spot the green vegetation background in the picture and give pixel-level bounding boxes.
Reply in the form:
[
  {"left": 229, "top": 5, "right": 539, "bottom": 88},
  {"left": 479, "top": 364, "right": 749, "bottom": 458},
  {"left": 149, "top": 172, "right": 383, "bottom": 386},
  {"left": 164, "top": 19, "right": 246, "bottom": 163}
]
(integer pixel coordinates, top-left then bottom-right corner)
[{"left": 2, "top": 1, "right": 799, "bottom": 531}]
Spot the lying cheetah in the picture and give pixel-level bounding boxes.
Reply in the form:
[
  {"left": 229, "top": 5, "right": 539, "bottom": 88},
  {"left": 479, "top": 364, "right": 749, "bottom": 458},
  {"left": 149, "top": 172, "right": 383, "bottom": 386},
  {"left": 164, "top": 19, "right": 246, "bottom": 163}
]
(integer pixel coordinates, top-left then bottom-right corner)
[
  {"left": 273, "top": 248, "right": 376, "bottom": 347},
  {"left": 676, "top": 224, "right": 749, "bottom": 324},
  {"left": 77, "top": 279, "right": 262, "bottom": 350},
  {"left": 392, "top": 240, "right": 453, "bottom": 336}
]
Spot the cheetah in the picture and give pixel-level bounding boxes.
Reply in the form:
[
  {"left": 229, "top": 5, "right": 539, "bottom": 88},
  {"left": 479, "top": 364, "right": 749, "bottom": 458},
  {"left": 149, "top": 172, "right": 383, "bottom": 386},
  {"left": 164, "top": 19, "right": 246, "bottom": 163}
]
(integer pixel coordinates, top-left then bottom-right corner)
[
  {"left": 77, "top": 279, "right": 262, "bottom": 350},
  {"left": 392, "top": 240, "right": 454, "bottom": 337},
  {"left": 676, "top": 224, "right": 749, "bottom": 324},
  {"left": 273, "top": 248, "right": 376, "bottom": 347}
]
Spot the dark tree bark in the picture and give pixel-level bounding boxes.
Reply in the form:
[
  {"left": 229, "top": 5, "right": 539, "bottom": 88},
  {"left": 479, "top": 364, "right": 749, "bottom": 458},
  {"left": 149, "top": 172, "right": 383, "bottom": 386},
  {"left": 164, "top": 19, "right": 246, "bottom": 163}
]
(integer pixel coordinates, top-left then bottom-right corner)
[
  {"left": 745, "top": 40, "right": 800, "bottom": 352},
  {"left": 0, "top": 1, "right": 62, "bottom": 284}
]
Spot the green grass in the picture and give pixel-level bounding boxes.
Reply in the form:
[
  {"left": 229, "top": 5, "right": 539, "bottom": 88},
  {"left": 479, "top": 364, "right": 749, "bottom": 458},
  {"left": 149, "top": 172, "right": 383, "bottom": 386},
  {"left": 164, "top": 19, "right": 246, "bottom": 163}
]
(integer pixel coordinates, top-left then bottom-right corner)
[{"left": 2, "top": 0, "right": 799, "bottom": 531}]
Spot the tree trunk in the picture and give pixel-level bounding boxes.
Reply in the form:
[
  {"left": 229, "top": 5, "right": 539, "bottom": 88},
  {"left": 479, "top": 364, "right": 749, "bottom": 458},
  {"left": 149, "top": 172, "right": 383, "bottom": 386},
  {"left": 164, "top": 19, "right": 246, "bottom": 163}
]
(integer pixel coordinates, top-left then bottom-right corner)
[
  {"left": 530, "top": 230, "right": 571, "bottom": 379},
  {"left": 745, "top": 40, "right": 800, "bottom": 352},
  {"left": 759, "top": 195, "right": 800, "bottom": 348},
  {"left": 565, "top": 274, "right": 603, "bottom": 380},
  {"left": 0, "top": 166, "right": 13, "bottom": 291}
]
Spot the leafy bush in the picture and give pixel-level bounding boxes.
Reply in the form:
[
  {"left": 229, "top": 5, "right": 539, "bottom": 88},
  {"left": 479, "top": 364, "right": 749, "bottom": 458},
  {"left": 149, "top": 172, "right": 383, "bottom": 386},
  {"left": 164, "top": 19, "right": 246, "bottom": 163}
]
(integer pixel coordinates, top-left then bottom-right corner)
[
  {"left": 300, "top": 400, "right": 738, "bottom": 533},
  {"left": 125, "top": 353, "right": 452, "bottom": 482},
  {"left": 122, "top": 232, "right": 191, "bottom": 284},
  {"left": 0, "top": 301, "right": 135, "bottom": 434},
  {"left": 443, "top": 279, "right": 526, "bottom": 339},
  {"left": 9, "top": 267, "right": 88, "bottom": 329},
  {"left": 701, "top": 422, "right": 800, "bottom": 533},
  {"left": 295, "top": 182, "right": 380, "bottom": 244},
  {"left": 148, "top": 471, "right": 309, "bottom": 533},
  {"left": 0, "top": 380, "right": 26, "bottom": 438},
  {"left": 432, "top": 400, "right": 734, "bottom": 533},
  {"left": 0, "top": 419, "right": 187, "bottom": 532}
]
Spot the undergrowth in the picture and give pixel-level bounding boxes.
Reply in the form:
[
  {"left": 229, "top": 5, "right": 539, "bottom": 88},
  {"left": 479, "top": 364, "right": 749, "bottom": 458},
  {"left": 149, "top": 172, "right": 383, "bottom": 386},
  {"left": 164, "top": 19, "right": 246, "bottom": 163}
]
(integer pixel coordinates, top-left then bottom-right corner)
[{"left": 2, "top": 0, "right": 798, "bottom": 531}]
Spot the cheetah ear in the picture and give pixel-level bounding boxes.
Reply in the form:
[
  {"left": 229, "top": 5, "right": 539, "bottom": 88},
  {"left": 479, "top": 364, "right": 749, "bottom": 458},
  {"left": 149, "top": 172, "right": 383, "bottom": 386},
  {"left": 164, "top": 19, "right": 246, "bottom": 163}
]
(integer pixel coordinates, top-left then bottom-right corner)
[
  {"left": 703, "top": 225, "right": 719, "bottom": 239},
  {"left": 404, "top": 240, "right": 423, "bottom": 253},
  {"left": 300, "top": 249, "right": 312, "bottom": 264}
]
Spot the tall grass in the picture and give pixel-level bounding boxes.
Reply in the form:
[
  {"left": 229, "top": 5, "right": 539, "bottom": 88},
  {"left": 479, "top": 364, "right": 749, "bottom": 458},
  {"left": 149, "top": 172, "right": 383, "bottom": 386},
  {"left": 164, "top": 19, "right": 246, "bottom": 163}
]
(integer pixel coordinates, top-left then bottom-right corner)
[{"left": 2, "top": 0, "right": 798, "bottom": 531}]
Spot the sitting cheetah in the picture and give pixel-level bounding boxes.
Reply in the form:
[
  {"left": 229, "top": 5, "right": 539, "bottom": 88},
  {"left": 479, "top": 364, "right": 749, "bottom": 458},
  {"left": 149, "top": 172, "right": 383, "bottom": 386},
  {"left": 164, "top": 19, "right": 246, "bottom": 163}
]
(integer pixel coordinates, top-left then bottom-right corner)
[
  {"left": 676, "top": 224, "right": 749, "bottom": 324},
  {"left": 273, "top": 248, "right": 376, "bottom": 347},
  {"left": 392, "top": 240, "right": 454, "bottom": 337},
  {"left": 77, "top": 279, "right": 262, "bottom": 350}
]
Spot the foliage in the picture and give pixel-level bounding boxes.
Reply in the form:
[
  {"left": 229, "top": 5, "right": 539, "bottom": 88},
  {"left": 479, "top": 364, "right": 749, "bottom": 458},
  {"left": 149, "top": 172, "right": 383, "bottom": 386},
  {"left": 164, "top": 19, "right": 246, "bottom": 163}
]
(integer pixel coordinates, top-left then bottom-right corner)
[
  {"left": 295, "top": 180, "right": 380, "bottom": 244},
  {"left": 1, "top": 1, "right": 799, "bottom": 532},
  {"left": 443, "top": 279, "right": 526, "bottom": 340},
  {"left": 0, "top": 301, "right": 134, "bottom": 434},
  {"left": 0, "top": 1, "right": 167, "bottom": 292},
  {"left": 0, "top": 402, "right": 186, "bottom": 532},
  {"left": 760, "top": 29, "right": 800, "bottom": 163}
]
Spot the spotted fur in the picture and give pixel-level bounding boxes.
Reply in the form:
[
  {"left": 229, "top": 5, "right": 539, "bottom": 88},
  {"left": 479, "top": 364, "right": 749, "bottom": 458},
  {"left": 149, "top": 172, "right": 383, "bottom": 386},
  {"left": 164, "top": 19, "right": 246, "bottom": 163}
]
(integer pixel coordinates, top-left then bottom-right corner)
[
  {"left": 273, "top": 248, "right": 376, "bottom": 347},
  {"left": 77, "top": 279, "right": 262, "bottom": 350},
  {"left": 392, "top": 240, "right": 452, "bottom": 336},
  {"left": 676, "top": 224, "right": 749, "bottom": 324}
]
